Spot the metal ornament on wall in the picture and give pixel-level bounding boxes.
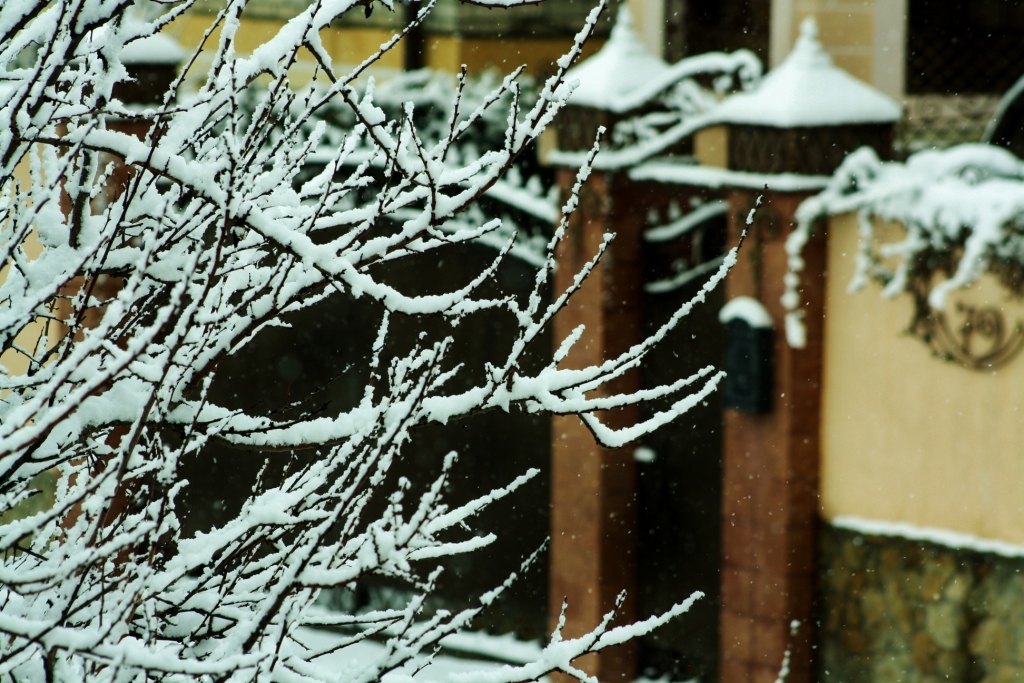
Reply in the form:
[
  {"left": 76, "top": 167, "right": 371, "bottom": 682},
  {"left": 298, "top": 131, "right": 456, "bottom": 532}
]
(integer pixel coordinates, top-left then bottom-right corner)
[
  {"left": 908, "top": 279, "right": 1024, "bottom": 371},
  {"left": 915, "top": 304, "right": 1024, "bottom": 371}
]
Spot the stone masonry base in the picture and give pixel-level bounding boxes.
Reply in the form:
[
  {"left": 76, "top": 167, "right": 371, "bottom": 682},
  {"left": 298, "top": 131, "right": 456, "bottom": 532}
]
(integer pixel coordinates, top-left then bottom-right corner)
[{"left": 819, "top": 523, "right": 1024, "bottom": 683}]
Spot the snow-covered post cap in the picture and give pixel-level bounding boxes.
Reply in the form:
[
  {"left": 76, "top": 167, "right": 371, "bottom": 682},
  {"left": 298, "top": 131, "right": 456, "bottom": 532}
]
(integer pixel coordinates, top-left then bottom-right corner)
[
  {"left": 551, "top": 7, "right": 670, "bottom": 155},
  {"left": 114, "top": 24, "right": 187, "bottom": 106},
  {"left": 120, "top": 32, "right": 187, "bottom": 67},
  {"left": 709, "top": 17, "right": 901, "bottom": 129},
  {"left": 562, "top": 6, "right": 670, "bottom": 114},
  {"left": 719, "top": 296, "right": 774, "bottom": 329},
  {"left": 693, "top": 16, "right": 901, "bottom": 181}
]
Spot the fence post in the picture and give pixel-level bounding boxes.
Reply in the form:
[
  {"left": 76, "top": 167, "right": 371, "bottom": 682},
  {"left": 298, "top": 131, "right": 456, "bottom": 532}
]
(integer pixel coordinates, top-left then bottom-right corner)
[
  {"left": 719, "top": 187, "right": 825, "bottom": 683},
  {"left": 545, "top": 12, "right": 678, "bottom": 680},
  {"left": 549, "top": 166, "right": 646, "bottom": 682},
  {"left": 709, "top": 19, "right": 900, "bottom": 683}
]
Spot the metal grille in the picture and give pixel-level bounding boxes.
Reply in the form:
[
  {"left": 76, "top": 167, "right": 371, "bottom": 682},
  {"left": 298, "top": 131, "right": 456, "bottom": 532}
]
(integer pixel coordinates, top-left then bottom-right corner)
[
  {"left": 907, "top": 30, "right": 1024, "bottom": 96},
  {"left": 553, "top": 106, "right": 621, "bottom": 153},
  {"left": 728, "top": 124, "right": 894, "bottom": 176},
  {"left": 666, "top": 0, "right": 770, "bottom": 65}
]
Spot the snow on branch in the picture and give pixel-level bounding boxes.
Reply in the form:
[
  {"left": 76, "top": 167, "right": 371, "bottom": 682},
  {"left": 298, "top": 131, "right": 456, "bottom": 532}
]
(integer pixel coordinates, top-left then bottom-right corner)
[{"left": 0, "top": 1, "right": 724, "bottom": 680}]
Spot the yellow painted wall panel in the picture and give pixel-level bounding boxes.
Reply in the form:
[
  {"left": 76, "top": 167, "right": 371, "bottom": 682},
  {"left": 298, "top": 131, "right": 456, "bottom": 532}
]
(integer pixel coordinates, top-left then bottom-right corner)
[
  {"left": 320, "top": 27, "right": 404, "bottom": 71},
  {"left": 426, "top": 36, "right": 604, "bottom": 77},
  {"left": 1, "top": 151, "right": 60, "bottom": 378},
  {"left": 830, "top": 53, "right": 873, "bottom": 85},
  {"left": 169, "top": 14, "right": 404, "bottom": 73},
  {"left": 788, "top": 1, "right": 877, "bottom": 86},
  {"left": 694, "top": 126, "right": 728, "bottom": 169},
  {"left": 811, "top": 9, "right": 874, "bottom": 49},
  {"left": 821, "top": 213, "right": 1024, "bottom": 544}
]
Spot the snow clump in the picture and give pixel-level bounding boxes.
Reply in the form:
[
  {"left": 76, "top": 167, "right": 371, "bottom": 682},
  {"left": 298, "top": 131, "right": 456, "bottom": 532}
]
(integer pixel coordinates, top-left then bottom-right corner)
[{"left": 783, "top": 144, "right": 1024, "bottom": 347}]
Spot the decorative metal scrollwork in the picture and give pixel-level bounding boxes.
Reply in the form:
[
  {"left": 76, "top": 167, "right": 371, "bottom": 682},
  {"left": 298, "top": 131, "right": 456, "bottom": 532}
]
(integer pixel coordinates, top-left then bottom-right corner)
[{"left": 917, "top": 303, "right": 1024, "bottom": 371}]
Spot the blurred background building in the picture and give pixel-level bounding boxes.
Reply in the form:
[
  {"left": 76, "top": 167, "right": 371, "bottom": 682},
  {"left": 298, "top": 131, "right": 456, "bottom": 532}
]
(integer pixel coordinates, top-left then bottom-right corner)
[{"left": 166, "top": 0, "right": 1024, "bottom": 154}]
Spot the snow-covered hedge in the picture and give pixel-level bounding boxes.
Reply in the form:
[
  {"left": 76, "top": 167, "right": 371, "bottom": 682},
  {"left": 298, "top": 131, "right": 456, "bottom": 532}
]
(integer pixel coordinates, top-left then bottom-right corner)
[{"left": 784, "top": 144, "right": 1024, "bottom": 346}]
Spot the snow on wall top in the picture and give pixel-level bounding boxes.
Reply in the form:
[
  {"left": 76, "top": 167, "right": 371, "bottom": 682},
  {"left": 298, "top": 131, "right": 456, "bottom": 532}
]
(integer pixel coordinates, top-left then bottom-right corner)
[
  {"left": 709, "top": 18, "right": 902, "bottom": 128},
  {"left": 563, "top": 6, "right": 670, "bottom": 113},
  {"left": 833, "top": 516, "right": 1024, "bottom": 559},
  {"left": 630, "top": 160, "right": 832, "bottom": 191},
  {"left": 719, "top": 296, "right": 774, "bottom": 329},
  {"left": 120, "top": 31, "right": 187, "bottom": 66}
]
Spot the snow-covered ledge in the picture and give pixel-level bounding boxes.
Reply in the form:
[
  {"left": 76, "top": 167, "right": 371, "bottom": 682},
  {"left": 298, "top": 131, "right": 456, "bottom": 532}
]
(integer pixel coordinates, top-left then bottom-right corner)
[
  {"left": 832, "top": 516, "right": 1024, "bottom": 559},
  {"left": 630, "top": 160, "right": 831, "bottom": 192}
]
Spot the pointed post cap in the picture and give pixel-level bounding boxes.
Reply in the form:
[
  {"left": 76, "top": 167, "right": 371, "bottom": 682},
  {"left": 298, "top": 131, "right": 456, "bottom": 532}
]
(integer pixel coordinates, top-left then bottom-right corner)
[
  {"left": 710, "top": 16, "right": 902, "bottom": 128},
  {"left": 113, "top": 20, "right": 187, "bottom": 104},
  {"left": 562, "top": 6, "right": 670, "bottom": 113}
]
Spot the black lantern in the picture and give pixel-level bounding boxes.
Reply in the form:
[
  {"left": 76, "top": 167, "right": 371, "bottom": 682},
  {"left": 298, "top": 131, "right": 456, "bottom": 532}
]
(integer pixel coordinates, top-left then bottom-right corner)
[{"left": 720, "top": 297, "right": 774, "bottom": 413}]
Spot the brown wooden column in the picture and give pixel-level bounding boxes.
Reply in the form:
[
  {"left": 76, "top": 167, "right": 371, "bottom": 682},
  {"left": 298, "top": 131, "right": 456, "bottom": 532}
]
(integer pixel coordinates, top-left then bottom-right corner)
[
  {"left": 549, "top": 169, "right": 648, "bottom": 682},
  {"left": 719, "top": 190, "right": 826, "bottom": 683}
]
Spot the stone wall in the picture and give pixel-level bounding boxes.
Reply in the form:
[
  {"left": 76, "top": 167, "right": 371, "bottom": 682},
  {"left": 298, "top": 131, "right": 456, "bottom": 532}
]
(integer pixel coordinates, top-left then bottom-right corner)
[{"left": 819, "top": 524, "right": 1024, "bottom": 683}]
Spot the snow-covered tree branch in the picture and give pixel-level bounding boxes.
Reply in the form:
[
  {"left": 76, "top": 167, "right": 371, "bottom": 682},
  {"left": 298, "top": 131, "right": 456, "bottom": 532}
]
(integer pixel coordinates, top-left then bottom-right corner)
[{"left": 0, "top": 1, "right": 727, "bottom": 680}]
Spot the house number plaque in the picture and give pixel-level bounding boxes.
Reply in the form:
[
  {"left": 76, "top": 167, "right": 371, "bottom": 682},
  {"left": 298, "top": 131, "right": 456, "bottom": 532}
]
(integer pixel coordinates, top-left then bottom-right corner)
[{"left": 919, "top": 303, "right": 1024, "bottom": 371}]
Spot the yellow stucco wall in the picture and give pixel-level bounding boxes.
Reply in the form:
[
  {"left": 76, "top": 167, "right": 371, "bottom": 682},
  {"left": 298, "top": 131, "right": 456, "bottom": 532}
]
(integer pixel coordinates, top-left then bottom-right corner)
[
  {"left": 168, "top": 12, "right": 405, "bottom": 85},
  {"left": 168, "top": 12, "right": 600, "bottom": 82},
  {"left": 773, "top": 0, "right": 906, "bottom": 99},
  {"left": 0, "top": 152, "right": 48, "bottom": 378},
  {"left": 424, "top": 35, "right": 604, "bottom": 78},
  {"left": 693, "top": 125, "right": 728, "bottom": 168},
  {"left": 795, "top": 1, "right": 874, "bottom": 84},
  {"left": 821, "top": 212, "right": 1024, "bottom": 543}
]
